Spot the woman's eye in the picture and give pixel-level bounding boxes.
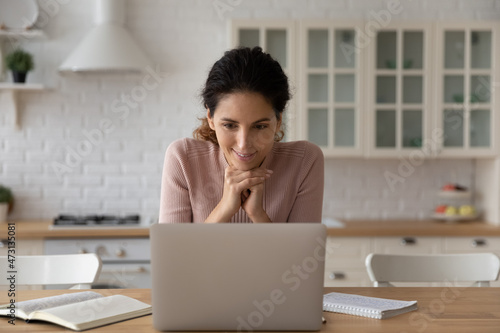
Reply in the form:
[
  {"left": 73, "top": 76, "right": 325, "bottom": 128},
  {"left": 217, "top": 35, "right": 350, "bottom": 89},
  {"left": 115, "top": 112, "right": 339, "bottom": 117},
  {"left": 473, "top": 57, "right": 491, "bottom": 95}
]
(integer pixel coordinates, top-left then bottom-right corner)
[
  {"left": 223, "top": 123, "right": 237, "bottom": 130},
  {"left": 255, "top": 124, "right": 268, "bottom": 130}
]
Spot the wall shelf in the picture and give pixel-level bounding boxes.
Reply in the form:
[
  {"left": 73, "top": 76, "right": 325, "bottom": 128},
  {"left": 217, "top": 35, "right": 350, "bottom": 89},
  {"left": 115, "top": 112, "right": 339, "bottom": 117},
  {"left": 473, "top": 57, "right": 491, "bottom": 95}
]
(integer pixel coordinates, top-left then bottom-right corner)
[
  {"left": 0, "top": 83, "right": 45, "bottom": 129},
  {"left": 0, "top": 29, "right": 46, "bottom": 129},
  {"left": 0, "top": 30, "right": 46, "bottom": 39}
]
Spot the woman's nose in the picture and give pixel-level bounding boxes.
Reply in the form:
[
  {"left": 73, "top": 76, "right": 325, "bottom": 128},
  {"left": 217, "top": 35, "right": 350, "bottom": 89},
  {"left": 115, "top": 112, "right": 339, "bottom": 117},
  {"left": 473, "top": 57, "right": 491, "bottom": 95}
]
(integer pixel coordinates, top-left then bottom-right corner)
[{"left": 236, "top": 129, "right": 251, "bottom": 149}]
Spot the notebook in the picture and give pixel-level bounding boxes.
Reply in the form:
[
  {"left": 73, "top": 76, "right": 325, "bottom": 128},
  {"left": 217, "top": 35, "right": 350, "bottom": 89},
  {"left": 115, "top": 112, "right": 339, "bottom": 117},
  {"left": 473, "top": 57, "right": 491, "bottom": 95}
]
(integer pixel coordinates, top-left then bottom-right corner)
[
  {"left": 323, "top": 292, "right": 418, "bottom": 319},
  {"left": 150, "top": 223, "right": 327, "bottom": 331}
]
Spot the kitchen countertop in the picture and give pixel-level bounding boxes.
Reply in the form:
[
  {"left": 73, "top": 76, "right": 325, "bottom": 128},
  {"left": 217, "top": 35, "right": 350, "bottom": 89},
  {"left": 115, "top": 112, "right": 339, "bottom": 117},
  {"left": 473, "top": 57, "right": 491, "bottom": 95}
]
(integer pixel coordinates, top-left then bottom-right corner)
[
  {"left": 0, "top": 220, "right": 150, "bottom": 239},
  {"left": 326, "top": 219, "right": 500, "bottom": 237},
  {"left": 1, "top": 219, "right": 500, "bottom": 239}
]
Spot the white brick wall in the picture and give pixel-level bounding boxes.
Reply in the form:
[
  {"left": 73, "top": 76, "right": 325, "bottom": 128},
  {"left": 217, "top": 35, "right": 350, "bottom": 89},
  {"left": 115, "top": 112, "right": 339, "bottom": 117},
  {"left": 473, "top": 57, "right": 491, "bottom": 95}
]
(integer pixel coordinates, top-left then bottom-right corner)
[{"left": 0, "top": 0, "right": 495, "bottom": 221}]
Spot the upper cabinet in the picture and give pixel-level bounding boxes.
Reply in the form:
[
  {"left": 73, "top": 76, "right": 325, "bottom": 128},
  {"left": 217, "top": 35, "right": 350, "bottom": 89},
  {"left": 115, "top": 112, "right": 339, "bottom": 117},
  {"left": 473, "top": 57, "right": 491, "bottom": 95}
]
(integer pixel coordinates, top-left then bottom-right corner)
[
  {"left": 299, "top": 21, "right": 364, "bottom": 157},
  {"left": 435, "top": 22, "right": 499, "bottom": 157},
  {"left": 230, "top": 20, "right": 499, "bottom": 158},
  {"left": 366, "top": 23, "right": 432, "bottom": 157}
]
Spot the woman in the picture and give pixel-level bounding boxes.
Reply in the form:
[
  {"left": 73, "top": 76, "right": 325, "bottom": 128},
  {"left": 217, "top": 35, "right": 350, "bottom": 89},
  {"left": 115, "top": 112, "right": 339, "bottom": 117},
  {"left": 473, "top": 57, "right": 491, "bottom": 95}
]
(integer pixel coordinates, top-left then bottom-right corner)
[{"left": 159, "top": 47, "right": 324, "bottom": 223}]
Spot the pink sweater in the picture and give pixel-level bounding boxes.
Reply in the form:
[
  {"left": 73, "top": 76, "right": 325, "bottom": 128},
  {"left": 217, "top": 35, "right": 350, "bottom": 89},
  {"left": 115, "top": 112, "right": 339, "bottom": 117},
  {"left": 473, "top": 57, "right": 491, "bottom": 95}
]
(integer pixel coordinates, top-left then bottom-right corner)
[{"left": 159, "top": 138, "right": 324, "bottom": 223}]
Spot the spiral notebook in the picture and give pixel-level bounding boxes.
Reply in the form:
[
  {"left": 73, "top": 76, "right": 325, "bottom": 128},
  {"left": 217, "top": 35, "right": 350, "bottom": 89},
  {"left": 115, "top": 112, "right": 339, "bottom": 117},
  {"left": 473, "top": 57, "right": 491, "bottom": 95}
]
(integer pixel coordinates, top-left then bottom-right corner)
[{"left": 323, "top": 292, "right": 417, "bottom": 319}]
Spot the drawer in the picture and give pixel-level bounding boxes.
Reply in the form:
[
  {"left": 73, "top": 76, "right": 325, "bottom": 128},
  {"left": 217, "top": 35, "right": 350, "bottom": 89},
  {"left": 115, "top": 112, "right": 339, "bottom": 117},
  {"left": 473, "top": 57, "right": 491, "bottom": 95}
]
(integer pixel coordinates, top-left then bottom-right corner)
[
  {"left": 373, "top": 236, "right": 442, "bottom": 254},
  {"left": 324, "top": 267, "right": 371, "bottom": 287},
  {"left": 443, "top": 237, "right": 500, "bottom": 253},
  {"left": 326, "top": 237, "right": 372, "bottom": 269},
  {"left": 0, "top": 239, "right": 43, "bottom": 256}
]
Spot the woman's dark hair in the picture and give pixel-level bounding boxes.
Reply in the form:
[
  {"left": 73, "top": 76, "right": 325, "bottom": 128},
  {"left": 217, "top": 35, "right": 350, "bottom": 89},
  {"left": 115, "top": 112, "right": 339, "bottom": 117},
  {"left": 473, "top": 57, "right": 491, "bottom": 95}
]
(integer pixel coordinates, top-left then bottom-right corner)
[{"left": 193, "top": 47, "right": 290, "bottom": 144}]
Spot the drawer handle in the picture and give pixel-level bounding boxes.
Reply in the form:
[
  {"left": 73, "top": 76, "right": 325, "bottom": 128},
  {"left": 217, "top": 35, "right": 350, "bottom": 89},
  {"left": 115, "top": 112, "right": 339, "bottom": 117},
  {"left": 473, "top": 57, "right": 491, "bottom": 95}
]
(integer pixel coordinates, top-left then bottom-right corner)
[
  {"left": 472, "top": 239, "right": 487, "bottom": 247},
  {"left": 101, "top": 266, "right": 148, "bottom": 274},
  {"left": 329, "top": 272, "right": 346, "bottom": 280},
  {"left": 401, "top": 237, "right": 417, "bottom": 246}
]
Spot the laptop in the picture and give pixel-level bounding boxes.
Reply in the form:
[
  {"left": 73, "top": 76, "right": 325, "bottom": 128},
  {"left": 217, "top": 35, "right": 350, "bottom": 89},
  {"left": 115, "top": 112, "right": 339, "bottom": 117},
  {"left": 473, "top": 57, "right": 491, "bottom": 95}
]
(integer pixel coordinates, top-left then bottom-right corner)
[{"left": 150, "top": 223, "right": 326, "bottom": 331}]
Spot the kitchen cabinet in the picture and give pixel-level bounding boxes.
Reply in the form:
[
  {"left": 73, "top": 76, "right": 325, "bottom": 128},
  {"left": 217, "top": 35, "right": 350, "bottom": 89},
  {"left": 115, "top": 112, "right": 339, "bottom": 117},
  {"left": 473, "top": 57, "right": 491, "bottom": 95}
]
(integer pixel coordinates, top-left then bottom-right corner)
[
  {"left": 324, "top": 237, "right": 372, "bottom": 287},
  {"left": 0, "top": 238, "right": 44, "bottom": 290},
  {"left": 372, "top": 236, "right": 442, "bottom": 254},
  {"left": 299, "top": 21, "right": 365, "bottom": 157},
  {"left": 325, "top": 236, "right": 500, "bottom": 287},
  {"left": 230, "top": 20, "right": 500, "bottom": 158},
  {"left": 0, "top": 238, "right": 43, "bottom": 256},
  {"left": 366, "top": 23, "right": 433, "bottom": 157},
  {"left": 367, "top": 21, "right": 499, "bottom": 158},
  {"left": 435, "top": 22, "right": 500, "bottom": 157}
]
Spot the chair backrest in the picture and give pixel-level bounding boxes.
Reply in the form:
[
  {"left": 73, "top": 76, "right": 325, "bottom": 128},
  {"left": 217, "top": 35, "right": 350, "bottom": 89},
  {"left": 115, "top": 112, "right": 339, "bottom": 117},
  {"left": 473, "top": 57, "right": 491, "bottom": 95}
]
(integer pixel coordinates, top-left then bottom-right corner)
[
  {"left": 0, "top": 254, "right": 102, "bottom": 289},
  {"left": 365, "top": 253, "right": 500, "bottom": 287}
]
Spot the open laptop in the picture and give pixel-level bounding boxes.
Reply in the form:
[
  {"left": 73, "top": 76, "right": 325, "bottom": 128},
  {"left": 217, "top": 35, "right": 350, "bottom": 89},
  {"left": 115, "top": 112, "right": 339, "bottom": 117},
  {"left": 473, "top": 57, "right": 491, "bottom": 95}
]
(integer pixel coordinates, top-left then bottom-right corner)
[{"left": 150, "top": 223, "right": 326, "bottom": 331}]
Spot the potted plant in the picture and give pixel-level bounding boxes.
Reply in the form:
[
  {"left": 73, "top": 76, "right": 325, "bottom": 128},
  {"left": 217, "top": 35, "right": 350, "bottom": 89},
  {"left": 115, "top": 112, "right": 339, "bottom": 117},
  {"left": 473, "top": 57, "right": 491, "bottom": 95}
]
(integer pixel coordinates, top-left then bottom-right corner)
[
  {"left": 0, "top": 185, "right": 14, "bottom": 223},
  {"left": 5, "top": 48, "right": 34, "bottom": 83}
]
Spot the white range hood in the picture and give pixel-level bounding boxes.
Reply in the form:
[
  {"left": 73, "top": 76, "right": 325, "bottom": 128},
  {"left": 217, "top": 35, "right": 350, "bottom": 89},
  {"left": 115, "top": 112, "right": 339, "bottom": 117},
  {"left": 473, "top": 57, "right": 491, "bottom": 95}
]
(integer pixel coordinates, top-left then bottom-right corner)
[{"left": 59, "top": 0, "right": 152, "bottom": 73}]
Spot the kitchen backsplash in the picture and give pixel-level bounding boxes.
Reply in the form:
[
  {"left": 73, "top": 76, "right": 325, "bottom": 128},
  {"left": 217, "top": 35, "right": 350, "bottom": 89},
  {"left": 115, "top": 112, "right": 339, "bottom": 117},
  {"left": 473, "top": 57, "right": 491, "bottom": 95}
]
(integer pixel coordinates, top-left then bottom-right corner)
[{"left": 0, "top": 0, "right": 496, "bottom": 221}]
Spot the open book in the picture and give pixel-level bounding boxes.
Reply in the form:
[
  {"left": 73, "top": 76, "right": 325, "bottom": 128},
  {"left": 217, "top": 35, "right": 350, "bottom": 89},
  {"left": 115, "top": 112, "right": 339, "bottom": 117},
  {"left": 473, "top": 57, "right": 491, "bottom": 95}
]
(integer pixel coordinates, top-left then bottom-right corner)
[
  {"left": 323, "top": 292, "right": 417, "bottom": 319},
  {"left": 0, "top": 291, "right": 152, "bottom": 331}
]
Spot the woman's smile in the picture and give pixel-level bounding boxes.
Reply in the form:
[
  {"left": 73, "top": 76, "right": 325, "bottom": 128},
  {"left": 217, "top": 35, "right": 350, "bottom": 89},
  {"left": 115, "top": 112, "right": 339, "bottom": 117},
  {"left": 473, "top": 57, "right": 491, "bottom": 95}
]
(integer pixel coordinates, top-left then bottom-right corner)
[{"left": 233, "top": 150, "right": 256, "bottom": 162}]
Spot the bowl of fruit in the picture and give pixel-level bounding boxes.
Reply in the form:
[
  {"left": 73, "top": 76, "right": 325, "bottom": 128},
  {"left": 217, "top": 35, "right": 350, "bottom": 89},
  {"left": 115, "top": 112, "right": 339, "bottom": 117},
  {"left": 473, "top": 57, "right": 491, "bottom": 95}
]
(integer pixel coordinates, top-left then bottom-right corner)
[
  {"left": 432, "top": 183, "right": 479, "bottom": 222},
  {"left": 432, "top": 204, "right": 478, "bottom": 222}
]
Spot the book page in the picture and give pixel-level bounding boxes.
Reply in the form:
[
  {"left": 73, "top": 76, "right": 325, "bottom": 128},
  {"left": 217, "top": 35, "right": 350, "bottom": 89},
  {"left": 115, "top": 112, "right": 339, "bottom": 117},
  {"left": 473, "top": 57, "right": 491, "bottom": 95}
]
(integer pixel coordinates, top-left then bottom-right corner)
[
  {"left": 29, "top": 295, "right": 152, "bottom": 331},
  {"left": 16, "top": 292, "right": 102, "bottom": 316}
]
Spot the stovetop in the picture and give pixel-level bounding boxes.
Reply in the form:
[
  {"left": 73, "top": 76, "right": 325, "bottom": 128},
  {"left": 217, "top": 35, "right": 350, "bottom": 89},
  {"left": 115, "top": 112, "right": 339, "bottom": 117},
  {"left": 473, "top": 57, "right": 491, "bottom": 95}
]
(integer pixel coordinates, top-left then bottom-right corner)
[{"left": 52, "top": 214, "right": 142, "bottom": 228}]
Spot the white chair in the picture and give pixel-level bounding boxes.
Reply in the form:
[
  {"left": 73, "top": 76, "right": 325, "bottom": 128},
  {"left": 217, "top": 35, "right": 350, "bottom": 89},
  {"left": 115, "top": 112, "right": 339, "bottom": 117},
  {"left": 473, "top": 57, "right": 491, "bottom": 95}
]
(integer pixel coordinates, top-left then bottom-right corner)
[
  {"left": 0, "top": 254, "right": 102, "bottom": 289},
  {"left": 365, "top": 253, "right": 500, "bottom": 287}
]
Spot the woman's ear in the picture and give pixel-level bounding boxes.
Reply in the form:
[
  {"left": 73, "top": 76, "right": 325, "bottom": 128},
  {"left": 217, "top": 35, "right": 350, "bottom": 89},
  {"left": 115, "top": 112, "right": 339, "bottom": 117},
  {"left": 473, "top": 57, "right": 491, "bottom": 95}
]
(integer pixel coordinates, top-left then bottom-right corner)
[
  {"left": 275, "top": 116, "right": 282, "bottom": 133},
  {"left": 207, "top": 109, "right": 215, "bottom": 130}
]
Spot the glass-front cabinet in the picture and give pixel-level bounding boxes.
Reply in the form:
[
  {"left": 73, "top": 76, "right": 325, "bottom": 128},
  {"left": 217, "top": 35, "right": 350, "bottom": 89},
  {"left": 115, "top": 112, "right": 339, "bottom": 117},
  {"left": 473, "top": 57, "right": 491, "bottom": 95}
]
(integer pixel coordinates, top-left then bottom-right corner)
[
  {"left": 299, "top": 21, "right": 364, "bottom": 157},
  {"left": 436, "top": 22, "right": 498, "bottom": 157},
  {"left": 230, "top": 20, "right": 296, "bottom": 141},
  {"left": 367, "top": 24, "right": 433, "bottom": 157},
  {"left": 230, "top": 20, "right": 499, "bottom": 158}
]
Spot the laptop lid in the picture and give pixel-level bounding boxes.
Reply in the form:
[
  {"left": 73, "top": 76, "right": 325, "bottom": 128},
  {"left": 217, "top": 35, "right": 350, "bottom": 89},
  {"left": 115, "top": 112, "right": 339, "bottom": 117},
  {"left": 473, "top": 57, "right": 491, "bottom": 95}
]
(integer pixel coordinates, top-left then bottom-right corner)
[{"left": 150, "top": 223, "right": 326, "bottom": 331}]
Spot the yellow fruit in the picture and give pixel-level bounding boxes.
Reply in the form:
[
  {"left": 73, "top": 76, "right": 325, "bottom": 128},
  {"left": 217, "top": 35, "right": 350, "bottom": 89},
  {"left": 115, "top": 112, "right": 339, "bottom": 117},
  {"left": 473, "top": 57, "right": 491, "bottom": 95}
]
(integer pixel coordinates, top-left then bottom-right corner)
[
  {"left": 445, "top": 206, "right": 457, "bottom": 216},
  {"left": 459, "top": 205, "right": 476, "bottom": 216}
]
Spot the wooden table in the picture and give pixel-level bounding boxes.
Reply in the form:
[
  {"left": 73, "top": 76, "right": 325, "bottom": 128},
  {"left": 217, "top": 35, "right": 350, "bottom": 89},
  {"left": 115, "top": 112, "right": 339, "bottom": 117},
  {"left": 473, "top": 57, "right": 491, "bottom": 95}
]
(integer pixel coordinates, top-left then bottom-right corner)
[{"left": 1, "top": 287, "right": 499, "bottom": 332}]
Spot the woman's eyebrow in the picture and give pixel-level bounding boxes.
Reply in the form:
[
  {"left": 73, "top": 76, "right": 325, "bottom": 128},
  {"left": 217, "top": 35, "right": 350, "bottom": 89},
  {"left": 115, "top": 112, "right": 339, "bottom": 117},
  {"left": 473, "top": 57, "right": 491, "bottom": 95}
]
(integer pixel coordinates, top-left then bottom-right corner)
[
  {"left": 253, "top": 118, "right": 271, "bottom": 123},
  {"left": 220, "top": 117, "right": 238, "bottom": 123},
  {"left": 219, "top": 117, "right": 271, "bottom": 124}
]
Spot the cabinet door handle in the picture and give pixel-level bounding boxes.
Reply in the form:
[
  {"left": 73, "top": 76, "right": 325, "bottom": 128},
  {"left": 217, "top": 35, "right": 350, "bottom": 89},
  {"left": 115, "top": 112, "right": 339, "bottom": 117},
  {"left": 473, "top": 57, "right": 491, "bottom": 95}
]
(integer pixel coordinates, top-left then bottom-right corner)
[
  {"left": 101, "top": 266, "right": 148, "bottom": 274},
  {"left": 329, "top": 272, "right": 346, "bottom": 280},
  {"left": 401, "top": 237, "right": 417, "bottom": 246},
  {"left": 472, "top": 239, "right": 487, "bottom": 247}
]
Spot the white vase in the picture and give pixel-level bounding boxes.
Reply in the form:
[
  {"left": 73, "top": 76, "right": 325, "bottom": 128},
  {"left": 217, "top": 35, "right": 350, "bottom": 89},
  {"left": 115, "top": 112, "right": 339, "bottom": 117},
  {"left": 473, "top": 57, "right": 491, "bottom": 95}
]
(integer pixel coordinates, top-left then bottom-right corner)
[{"left": 0, "top": 203, "right": 8, "bottom": 223}]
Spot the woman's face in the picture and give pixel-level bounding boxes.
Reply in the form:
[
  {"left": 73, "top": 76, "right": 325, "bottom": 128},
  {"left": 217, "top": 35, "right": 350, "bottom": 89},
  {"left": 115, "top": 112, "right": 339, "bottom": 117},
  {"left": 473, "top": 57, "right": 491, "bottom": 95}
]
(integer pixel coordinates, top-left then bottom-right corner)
[{"left": 207, "top": 92, "right": 281, "bottom": 171}]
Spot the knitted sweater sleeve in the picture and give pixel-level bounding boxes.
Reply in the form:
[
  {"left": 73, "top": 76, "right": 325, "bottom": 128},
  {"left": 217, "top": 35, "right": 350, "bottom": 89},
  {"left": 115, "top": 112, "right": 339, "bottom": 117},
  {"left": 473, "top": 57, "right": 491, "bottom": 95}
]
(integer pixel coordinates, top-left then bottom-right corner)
[
  {"left": 158, "top": 139, "right": 192, "bottom": 223},
  {"left": 287, "top": 142, "right": 324, "bottom": 222}
]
